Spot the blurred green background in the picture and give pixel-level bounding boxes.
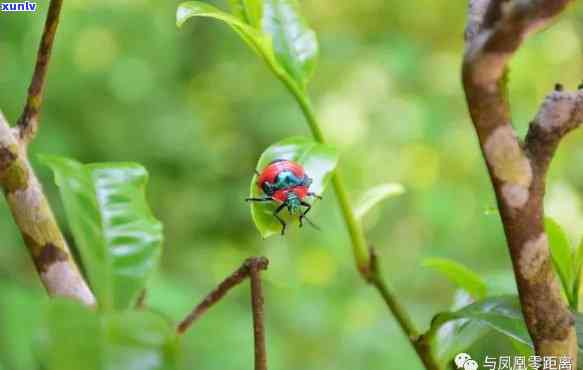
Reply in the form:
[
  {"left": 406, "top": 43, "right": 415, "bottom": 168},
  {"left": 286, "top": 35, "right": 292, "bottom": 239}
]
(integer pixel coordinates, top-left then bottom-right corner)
[{"left": 2, "top": 1, "right": 583, "bottom": 369}]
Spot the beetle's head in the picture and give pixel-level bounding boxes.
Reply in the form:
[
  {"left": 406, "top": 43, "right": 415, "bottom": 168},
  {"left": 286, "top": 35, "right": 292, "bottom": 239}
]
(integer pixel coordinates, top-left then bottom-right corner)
[{"left": 285, "top": 192, "right": 302, "bottom": 215}]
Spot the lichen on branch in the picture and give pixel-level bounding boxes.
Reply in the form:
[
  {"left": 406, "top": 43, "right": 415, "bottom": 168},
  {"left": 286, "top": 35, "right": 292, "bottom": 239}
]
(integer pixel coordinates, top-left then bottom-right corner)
[
  {"left": 462, "top": 0, "right": 578, "bottom": 363},
  {"left": 0, "top": 112, "right": 95, "bottom": 305}
]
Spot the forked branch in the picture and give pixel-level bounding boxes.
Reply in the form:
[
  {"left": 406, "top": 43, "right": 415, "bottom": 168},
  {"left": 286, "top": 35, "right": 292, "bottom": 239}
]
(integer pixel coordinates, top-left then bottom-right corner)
[
  {"left": 463, "top": 0, "right": 578, "bottom": 362},
  {"left": 0, "top": 0, "right": 95, "bottom": 305},
  {"left": 178, "top": 257, "right": 269, "bottom": 370}
]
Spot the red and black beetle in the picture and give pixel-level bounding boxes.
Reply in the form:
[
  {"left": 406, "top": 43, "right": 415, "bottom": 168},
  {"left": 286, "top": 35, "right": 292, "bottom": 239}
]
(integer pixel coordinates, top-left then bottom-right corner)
[{"left": 246, "top": 159, "right": 321, "bottom": 235}]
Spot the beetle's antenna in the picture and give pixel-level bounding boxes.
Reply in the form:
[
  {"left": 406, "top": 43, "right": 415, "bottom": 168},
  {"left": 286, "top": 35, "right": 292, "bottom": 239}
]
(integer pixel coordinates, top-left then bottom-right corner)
[{"left": 303, "top": 216, "right": 321, "bottom": 231}]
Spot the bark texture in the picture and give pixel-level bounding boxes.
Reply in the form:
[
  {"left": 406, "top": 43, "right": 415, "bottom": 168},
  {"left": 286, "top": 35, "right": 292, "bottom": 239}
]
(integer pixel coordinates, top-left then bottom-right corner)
[
  {"left": 462, "top": 0, "right": 578, "bottom": 362},
  {"left": 0, "top": 112, "right": 95, "bottom": 305}
]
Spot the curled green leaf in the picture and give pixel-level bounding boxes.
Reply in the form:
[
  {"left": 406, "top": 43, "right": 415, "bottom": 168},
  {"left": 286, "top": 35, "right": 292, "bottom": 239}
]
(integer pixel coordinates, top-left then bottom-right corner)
[
  {"left": 248, "top": 137, "right": 338, "bottom": 238},
  {"left": 229, "top": 0, "right": 262, "bottom": 27},
  {"left": 261, "top": 0, "right": 318, "bottom": 86},
  {"left": 176, "top": 2, "right": 284, "bottom": 77}
]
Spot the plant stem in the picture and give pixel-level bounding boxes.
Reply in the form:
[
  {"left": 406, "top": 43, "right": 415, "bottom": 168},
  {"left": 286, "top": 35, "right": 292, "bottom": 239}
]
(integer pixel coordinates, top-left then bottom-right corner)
[
  {"left": 279, "top": 76, "right": 440, "bottom": 370},
  {"left": 368, "top": 249, "right": 441, "bottom": 370},
  {"left": 281, "top": 77, "right": 369, "bottom": 274}
]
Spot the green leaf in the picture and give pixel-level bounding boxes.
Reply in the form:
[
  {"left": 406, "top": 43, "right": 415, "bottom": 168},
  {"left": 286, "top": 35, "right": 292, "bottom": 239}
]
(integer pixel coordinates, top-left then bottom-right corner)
[
  {"left": 431, "top": 296, "right": 531, "bottom": 348},
  {"left": 431, "top": 296, "right": 583, "bottom": 366},
  {"left": 176, "top": 2, "right": 284, "bottom": 76},
  {"left": 261, "top": 0, "right": 318, "bottom": 86},
  {"left": 249, "top": 136, "right": 338, "bottom": 238},
  {"left": 573, "top": 236, "right": 583, "bottom": 310},
  {"left": 41, "top": 156, "right": 163, "bottom": 311},
  {"left": 422, "top": 258, "right": 487, "bottom": 300},
  {"left": 102, "top": 311, "right": 179, "bottom": 370},
  {"left": 428, "top": 291, "right": 490, "bottom": 367},
  {"left": 44, "top": 299, "right": 102, "bottom": 370},
  {"left": 0, "top": 283, "right": 44, "bottom": 370},
  {"left": 43, "top": 299, "right": 179, "bottom": 370},
  {"left": 229, "top": 0, "right": 262, "bottom": 27},
  {"left": 354, "top": 183, "right": 405, "bottom": 219},
  {"left": 545, "top": 217, "right": 575, "bottom": 303}
]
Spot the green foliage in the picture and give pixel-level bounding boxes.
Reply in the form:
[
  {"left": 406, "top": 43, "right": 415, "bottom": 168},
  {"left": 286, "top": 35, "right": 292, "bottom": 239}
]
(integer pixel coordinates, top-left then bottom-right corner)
[
  {"left": 41, "top": 156, "right": 163, "bottom": 311},
  {"left": 354, "top": 183, "right": 405, "bottom": 220},
  {"left": 261, "top": 0, "right": 318, "bottom": 86},
  {"left": 546, "top": 217, "right": 575, "bottom": 302},
  {"left": 430, "top": 296, "right": 583, "bottom": 366},
  {"left": 0, "top": 283, "right": 44, "bottom": 370},
  {"left": 228, "top": 0, "right": 262, "bottom": 27},
  {"left": 422, "top": 258, "right": 487, "bottom": 300},
  {"left": 0, "top": 157, "right": 176, "bottom": 370},
  {"left": 176, "top": 2, "right": 283, "bottom": 77},
  {"left": 430, "top": 296, "right": 531, "bottom": 348},
  {"left": 177, "top": 0, "right": 318, "bottom": 91},
  {"left": 3, "top": 0, "right": 583, "bottom": 369},
  {"left": 423, "top": 251, "right": 583, "bottom": 366},
  {"left": 43, "top": 299, "right": 178, "bottom": 370},
  {"left": 544, "top": 216, "right": 583, "bottom": 310},
  {"left": 248, "top": 137, "right": 338, "bottom": 237},
  {"left": 427, "top": 291, "right": 490, "bottom": 367}
]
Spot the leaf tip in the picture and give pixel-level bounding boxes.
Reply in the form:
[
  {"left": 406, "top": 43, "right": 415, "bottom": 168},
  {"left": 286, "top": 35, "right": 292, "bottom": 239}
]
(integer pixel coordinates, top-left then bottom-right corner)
[{"left": 176, "top": 2, "right": 195, "bottom": 28}]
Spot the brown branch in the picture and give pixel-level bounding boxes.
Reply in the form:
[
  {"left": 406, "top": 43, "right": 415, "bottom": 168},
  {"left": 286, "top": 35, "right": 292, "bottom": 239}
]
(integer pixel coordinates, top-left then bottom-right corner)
[
  {"left": 177, "top": 256, "right": 269, "bottom": 334},
  {"left": 17, "top": 0, "right": 64, "bottom": 143},
  {"left": 0, "top": 111, "right": 95, "bottom": 305},
  {"left": 249, "top": 259, "right": 267, "bottom": 370},
  {"left": 462, "top": 0, "right": 577, "bottom": 362}
]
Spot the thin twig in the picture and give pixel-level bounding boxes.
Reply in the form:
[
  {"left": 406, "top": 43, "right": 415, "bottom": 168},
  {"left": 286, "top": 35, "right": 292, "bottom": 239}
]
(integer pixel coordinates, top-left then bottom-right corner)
[
  {"left": 177, "top": 256, "right": 269, "bottom": 334},
  {"left": 367, "top": 247, "right": 440, "bottom": 370},
  {"left": 17, "top": 0, "right": 64, "bottom": 143},
  {"left": 249, "top": 260, "right": 268, "bottom": 370}
]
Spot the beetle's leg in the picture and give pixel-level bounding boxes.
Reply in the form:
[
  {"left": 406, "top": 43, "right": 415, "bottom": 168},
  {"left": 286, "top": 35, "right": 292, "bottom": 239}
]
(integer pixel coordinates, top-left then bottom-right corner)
[
  {"left": 254, "top": 169, "right": 260, "bottom": 176},
  {"left": 299, "top": 201, "right": 321, "bottom": 230},
  {"left": 274, "top": 203, "right": 287, "bottom": 235},
  {"left": 245, "top": 196, "right": 273, "bottom": 202},
  {"left": 299, "top": 201, "right": 312, "bottom": 227},
  {"left": 308, "top": 192, "right": 322, "bottom": 200}
]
